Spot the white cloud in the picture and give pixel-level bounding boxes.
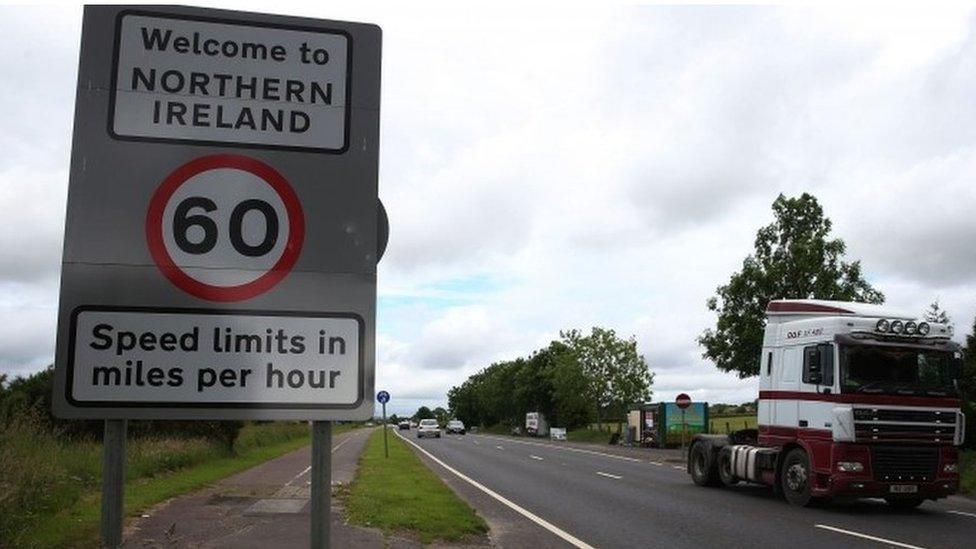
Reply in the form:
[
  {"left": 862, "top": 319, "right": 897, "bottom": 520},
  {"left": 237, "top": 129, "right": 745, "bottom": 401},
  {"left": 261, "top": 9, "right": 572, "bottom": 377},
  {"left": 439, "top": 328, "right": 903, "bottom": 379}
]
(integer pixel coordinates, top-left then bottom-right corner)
[{"left": 3, "top": 3, "right": 976, "bottom": 417}]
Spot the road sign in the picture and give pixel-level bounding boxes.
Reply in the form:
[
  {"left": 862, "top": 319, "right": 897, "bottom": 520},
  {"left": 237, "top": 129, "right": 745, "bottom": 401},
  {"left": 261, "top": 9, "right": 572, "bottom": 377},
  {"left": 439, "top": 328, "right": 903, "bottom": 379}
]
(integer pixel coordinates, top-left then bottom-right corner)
[
  {"left": 676, "top": 393, "right": 692, "bottom": 409},
  {"left": 376, "top": 390, "right": 390, "bottom": 404},
  {"left": 52, "top": 5, "right": 382, "bottom": 421}
]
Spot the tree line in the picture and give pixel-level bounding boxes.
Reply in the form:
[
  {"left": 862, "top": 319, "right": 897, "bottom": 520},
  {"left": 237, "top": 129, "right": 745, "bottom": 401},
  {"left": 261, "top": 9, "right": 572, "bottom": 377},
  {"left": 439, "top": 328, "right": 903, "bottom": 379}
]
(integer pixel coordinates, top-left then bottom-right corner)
[{"left": 447, "top": 328, "right": 653, "bottom": 430}]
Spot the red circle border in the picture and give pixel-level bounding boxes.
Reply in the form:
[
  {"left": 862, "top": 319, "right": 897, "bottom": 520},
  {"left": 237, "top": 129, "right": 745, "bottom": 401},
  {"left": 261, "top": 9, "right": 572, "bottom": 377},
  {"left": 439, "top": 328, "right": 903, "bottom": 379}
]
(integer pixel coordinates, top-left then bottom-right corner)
[{"left": 146, "top": 154, "right": 305, "bottom": 302}]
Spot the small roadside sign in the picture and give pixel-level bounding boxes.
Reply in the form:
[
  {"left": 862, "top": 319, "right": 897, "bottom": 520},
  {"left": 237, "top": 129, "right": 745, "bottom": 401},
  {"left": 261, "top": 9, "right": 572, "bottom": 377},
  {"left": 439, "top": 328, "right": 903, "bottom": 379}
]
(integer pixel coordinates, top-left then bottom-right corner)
[
  {"left": 675, "top": 393, "right": 692, "bottom": 409},
  {"left": 377, "top": 390, "right": 390, "bottom": 404},
  {"left": 52, "top": 5, "right": 382, "bottom": 422}
]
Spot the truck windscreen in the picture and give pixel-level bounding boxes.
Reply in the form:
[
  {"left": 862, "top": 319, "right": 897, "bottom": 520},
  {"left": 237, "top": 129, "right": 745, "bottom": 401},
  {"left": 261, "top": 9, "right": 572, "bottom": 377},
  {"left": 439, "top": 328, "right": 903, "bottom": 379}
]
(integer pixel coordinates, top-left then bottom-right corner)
[{"left": 839, "top": 345, "right": 960, "bottom": 396}]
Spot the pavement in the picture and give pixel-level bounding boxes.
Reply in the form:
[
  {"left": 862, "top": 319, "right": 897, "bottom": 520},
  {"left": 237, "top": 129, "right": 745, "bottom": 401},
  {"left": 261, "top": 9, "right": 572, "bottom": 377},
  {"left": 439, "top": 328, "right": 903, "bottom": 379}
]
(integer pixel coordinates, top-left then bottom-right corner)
[
  {"left": 402, "top": 431, "right": 976, "bottom": 549},
  {"left": 123, "top": 427, "right": 405, "bottom": 548}
]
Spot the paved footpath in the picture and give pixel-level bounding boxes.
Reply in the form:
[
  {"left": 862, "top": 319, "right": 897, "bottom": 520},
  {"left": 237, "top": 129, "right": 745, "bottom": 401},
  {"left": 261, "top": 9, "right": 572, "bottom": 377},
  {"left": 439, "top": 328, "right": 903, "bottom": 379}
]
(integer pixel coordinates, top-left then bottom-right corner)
[{"left": 124, "top": 427, "right": 394, "bottom": 548}]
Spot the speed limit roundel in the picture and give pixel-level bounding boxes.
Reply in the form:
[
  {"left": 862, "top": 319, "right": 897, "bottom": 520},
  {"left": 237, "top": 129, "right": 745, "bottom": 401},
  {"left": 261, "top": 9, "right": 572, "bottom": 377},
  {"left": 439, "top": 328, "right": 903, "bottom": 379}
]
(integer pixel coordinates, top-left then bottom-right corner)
[{"left": 146, "top": 154, "right": 304, "bottom": 302}]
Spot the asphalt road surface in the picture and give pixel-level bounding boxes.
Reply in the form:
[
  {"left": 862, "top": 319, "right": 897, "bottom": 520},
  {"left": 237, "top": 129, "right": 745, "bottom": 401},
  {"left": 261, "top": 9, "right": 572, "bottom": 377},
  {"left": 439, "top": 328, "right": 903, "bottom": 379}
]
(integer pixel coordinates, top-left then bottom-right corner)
[{"left": 401, "top": 431, "right": 976, "bottom": 549}]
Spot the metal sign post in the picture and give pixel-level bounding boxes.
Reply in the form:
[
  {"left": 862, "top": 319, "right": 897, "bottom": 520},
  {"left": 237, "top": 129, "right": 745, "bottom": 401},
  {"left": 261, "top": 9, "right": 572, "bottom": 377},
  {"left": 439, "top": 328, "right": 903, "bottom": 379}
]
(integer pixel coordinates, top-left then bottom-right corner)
[
  {"left": 51, "top": 6, "right": 382, "bottom": 548},
  {"left": 377, "top": 391, "right": 390, "bottom": 458},
  {"left": 310, "top": 421, "right": 332, "bottom": 549},
  {"left": 100, "top": 419, "right": 126, "bottom": 549},
  {"left": 675, "top": 393, "right": 691, "bottom": 456}
]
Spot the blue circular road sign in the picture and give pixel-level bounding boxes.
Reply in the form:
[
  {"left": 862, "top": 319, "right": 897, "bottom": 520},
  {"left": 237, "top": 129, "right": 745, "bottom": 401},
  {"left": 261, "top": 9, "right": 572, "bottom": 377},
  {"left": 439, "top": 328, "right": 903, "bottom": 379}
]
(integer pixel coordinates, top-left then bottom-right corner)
[{"left": 376, "top": 390, "right": 390, "bottom": 404}]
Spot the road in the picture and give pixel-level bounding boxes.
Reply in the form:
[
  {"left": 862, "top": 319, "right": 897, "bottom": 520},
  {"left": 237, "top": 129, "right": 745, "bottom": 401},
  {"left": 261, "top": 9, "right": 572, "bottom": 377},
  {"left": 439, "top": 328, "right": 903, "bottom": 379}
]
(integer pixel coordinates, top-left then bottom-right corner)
[{"left": 401, "top": 430, "right": 976, "bottom": 549}]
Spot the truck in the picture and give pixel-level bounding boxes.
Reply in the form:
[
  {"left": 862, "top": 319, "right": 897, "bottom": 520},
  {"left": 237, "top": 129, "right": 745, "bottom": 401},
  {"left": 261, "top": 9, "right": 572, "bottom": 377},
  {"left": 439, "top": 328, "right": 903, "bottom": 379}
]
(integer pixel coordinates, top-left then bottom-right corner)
[
  {"left": 526, "top": 412, "right": 549, "bottom": 437},
  {"left": 688, "top": 299, "right": 965, "bottom": 508}
]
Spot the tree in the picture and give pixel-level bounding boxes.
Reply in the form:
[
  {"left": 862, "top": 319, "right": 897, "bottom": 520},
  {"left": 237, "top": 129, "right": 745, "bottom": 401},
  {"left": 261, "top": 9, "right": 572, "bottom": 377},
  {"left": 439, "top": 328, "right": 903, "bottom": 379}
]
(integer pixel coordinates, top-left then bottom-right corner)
[
  {"left": 699, "top": 193, "right": 884, "bottom": 378},
  {"left": 414, "top": 406, "right": 435, "bottom": 420},
  {"left": 924, "top": 300, "right": 951, "bottom": 325},
  {"left": 433, "top": 406, "right": 449, "bottom": 425},
  {"left": 389, "top": 413, "right": 399, "bottom": 425},
  {"left": 562, "top": 327, "right": 653, "bottom": 426}
]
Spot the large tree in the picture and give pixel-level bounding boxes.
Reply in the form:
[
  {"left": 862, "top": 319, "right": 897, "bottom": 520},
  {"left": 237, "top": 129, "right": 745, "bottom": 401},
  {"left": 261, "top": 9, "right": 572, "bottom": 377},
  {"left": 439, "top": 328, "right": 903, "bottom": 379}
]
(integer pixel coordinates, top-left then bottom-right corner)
[
  {"left": 562, "top": 327, "right": 653, "bottom": 425},
  {"left": 699, "top": 193, "right": 884, "bottom": 378},
  {"left": 961, "top": 316, "right": 976, "bottom": 448}
]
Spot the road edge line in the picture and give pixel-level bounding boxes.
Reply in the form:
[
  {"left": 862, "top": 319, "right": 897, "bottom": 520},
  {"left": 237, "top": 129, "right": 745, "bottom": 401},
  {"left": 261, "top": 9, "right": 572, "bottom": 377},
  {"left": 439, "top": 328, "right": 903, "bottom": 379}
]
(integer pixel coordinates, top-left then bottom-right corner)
[
  {"left": 814, "top": 524, "right": 927, "bottom": 549},
  {"left": 395, "top": 430, "right": 595, "bottom": 549}
]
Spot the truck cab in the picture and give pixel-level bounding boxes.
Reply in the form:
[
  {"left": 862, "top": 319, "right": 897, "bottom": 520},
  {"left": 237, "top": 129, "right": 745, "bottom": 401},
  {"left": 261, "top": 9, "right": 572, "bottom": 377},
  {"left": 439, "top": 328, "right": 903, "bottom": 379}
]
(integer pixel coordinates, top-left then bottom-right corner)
[{"left": 690, "top": 299, "right": 965, "bottom": 508}]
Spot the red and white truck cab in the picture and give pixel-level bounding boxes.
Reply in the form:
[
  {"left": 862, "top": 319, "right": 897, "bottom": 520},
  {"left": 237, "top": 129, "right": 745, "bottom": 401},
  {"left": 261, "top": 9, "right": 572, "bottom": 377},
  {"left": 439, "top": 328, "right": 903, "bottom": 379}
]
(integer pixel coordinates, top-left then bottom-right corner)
[{"left": 689, "top": 299, "right": 965, "bottom": 508}]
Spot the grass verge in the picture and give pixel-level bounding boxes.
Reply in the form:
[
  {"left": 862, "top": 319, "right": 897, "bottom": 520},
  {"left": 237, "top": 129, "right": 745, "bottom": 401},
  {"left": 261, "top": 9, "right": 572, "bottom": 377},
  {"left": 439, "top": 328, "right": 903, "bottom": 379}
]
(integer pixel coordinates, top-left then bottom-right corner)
[
  {"left": 343, "top": 428, "right": 488, "bottom": 544},
  {"left": 567, "top": 428, "right": 613, "bottom": 444},
  {"left": 961, "top": 450, "right": 975, "bottom": 496},
  {"left": 4, "top": 421, "right": 358, "bottom": 548}
]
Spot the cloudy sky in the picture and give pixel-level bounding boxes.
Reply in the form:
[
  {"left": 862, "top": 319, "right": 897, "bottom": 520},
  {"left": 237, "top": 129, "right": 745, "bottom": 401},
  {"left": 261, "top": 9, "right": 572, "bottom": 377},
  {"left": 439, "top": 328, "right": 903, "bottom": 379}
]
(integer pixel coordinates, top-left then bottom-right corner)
[{"left": 3, "top": 2, "right": 976, "bottom": 416}]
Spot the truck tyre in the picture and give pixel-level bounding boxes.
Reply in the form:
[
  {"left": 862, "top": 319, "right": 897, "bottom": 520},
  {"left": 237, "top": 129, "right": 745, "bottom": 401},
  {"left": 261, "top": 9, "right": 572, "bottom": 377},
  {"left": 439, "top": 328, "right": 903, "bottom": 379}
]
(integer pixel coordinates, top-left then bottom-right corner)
[
  {"left": 717, "top": 447, "right": 738, "bottom": 486},
  {"left": 689, "top": 441, "right": 721, "bottom": 487},
  {"left": 781, "top": 448, "right": 813, "bottom": 506},
  {"left": 885, "top": 497, "right": 924, "bottom": 510}
]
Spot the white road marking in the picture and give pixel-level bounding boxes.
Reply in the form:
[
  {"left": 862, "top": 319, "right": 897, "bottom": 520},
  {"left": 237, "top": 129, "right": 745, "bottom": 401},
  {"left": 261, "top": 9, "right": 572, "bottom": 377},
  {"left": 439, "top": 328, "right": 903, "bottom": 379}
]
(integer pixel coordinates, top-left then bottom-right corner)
[
  {"left": 947, "top": 510, "right": 976, "bottom": 518},
  {"left": 530, "top": 455, "right": 544, "bottom": 461},
  {"left": 650, "top": 461, "right": 663, "bottom": 466},
  {"left": 473, "top": 440, "right": 479, "bottom": 445},
  {"left": 596, "top": 471, "right": 622, "bottom": 480},
  {"left": 496, "top": 445, "right": 505, "bottom": 450},
  {"left": 814, "top": 525, "right": 927, "bottom": 549},
  {"left": 284, "top": 433, "right": 355, "bottom": 486},
  {"left": 395, "top": 430, "right": 595, "bottom": 549},
  {"left": 672, "top": 465, "right": 684, "bottom": 470},
  {"left": 475, "top": 434, "right": 641, "bottom": 463}
]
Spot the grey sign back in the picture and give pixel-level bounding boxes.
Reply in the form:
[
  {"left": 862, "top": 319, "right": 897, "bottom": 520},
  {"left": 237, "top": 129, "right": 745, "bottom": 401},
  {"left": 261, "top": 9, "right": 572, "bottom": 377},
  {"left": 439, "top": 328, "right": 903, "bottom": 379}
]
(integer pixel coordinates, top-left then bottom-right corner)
[{"left": 52, "top": 5, "right": 381, "bottom": 420}]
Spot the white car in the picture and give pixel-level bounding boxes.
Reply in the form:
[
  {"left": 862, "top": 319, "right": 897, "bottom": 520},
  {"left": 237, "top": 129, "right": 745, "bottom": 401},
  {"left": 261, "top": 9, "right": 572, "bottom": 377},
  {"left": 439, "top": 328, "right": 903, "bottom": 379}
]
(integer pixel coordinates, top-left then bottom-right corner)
[
  {"left": 446, "top": 420, "right": 466, "bottom": 434},
  {"left": 417, "top": 419, "right": 441, "bottom": 438}
]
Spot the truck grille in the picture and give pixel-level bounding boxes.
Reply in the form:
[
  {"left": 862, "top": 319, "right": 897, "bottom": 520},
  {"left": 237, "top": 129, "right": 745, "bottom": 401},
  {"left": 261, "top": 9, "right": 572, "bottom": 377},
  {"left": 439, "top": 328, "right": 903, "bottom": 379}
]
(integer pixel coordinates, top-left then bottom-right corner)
[
  {"left": 854, "top": 408, "right": 954, "bottom": 423},
  {"left": 856, "top": 423, "right": 955, "bottom": 443},
  {"left": 853, "top": 408, "right": 957, "bottom": 444},
  {"left": 871, "top": 446, "right": 939, "bottom": 482}
]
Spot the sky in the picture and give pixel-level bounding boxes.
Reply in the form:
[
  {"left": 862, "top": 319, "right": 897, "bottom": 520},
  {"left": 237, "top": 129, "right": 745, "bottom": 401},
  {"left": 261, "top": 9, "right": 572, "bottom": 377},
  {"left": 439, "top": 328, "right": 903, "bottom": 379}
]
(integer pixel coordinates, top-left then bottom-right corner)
[{"left": 2, "top": 2, "right": 976, "bottom": 417}]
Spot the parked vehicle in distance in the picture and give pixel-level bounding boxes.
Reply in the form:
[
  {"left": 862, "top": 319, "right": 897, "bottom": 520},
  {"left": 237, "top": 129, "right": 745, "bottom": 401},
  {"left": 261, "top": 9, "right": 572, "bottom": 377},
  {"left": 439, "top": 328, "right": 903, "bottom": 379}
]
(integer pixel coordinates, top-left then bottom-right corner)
[
  {"left": 526, "top": 412, "right": 549, "bottom": 437},
  {"left": 446, "top": 419, "right": 466, "bottom": 434},
  {"left": 398, "top": 420, "right": 410, "bottom": 430},
  {"left": 417, "top": 418, "right": 441, "bottom": 438},
  {"left": 688, "top": 299, "right": 965, "bottom": 509}
]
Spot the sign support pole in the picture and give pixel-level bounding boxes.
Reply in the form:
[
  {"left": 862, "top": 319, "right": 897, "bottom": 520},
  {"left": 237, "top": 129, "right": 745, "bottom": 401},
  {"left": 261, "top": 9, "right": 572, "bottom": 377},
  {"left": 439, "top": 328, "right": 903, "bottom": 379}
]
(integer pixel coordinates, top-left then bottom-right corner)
[
  {"left": 100, "top": 419, "right": 126, "bottom": 549},
  {"left": 310, "top": 421, "right": 332, "bottom": 549},
  {"left": 680, "top": 409, "right": 687, "bottom": 457},
  {"left": 382, "top": 402, "right": 389, "bottom": 458}
]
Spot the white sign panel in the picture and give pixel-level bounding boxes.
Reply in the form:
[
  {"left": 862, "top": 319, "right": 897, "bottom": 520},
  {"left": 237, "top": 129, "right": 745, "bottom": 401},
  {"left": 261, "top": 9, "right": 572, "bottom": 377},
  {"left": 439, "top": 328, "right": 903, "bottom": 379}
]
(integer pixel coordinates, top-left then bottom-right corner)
[
  {"left": 111, "top": 12, "right": 350, "bottom": 151},
  {"left": 68, "top": 308, "right": 363, "bottom": 408}
]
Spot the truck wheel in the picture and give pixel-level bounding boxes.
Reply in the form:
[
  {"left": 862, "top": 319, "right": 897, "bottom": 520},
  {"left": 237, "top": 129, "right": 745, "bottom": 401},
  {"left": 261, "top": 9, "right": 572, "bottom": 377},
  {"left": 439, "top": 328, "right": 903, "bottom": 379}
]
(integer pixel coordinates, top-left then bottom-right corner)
[
  {"left": 717, "top": 447, "right": 738, "bottom": 486},
  {"left": 781, "top": 448, "right": 813, "bottom": 506},
  {"left": 689, "top": 441, "right": 721, "bottom": 487},
  {"left": 885, "top": 497, "right": 924, "bottom": 510}
]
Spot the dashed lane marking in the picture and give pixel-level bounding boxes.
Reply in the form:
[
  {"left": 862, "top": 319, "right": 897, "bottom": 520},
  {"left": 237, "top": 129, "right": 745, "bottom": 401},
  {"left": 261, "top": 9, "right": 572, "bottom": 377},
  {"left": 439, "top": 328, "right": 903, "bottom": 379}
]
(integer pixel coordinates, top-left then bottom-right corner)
[
  {"left": 814, "top": 524, "right": 927, "bottom": 549},
  {"left": 947, "top": 510, "right": 976, "bottom": 518},
  {"left": 530, "top": 455, "right": 544, "bottom": 461},
  {"left": 596, "top": 471, "right": 622, "bottom": 480},
  {"left": 474, "top": 434, "right": 641, "bottom": 463},
  {"left": 284, "top": 434, "right": 354, "bottom": 486},
  {"left": 395, "top": 430, "right": 596, "bottom": 549},
  {"left": 650, "top": 461, "right": 663, "bottom": 466}
]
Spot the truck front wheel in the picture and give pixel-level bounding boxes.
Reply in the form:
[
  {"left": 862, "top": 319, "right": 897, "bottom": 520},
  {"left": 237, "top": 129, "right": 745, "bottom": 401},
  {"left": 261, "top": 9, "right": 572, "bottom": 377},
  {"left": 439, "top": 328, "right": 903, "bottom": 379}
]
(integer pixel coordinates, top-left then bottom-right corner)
[
  {"left": 781, "top": 448, "right": 813, "bottom": 506},
  {"left": 689, "top": 441, "right": 721, "bottom": 487}
]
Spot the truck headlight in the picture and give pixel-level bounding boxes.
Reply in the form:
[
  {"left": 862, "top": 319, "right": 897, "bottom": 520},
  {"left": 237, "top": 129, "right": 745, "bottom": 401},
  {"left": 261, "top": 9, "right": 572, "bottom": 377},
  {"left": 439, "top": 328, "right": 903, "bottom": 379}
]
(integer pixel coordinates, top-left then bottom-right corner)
[
  {"left": 837, "top": 461, "right": 864, "bottom": 472},
  {"left": 943, "top": 463, "right": 958, "bottom": 473}
]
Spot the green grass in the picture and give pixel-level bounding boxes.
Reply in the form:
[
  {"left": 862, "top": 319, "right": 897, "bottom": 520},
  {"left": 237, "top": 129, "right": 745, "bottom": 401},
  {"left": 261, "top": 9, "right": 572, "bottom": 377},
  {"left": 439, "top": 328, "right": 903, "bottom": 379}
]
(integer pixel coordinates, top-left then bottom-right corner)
[
  {"left": 343, "top": 428, "right": 488, "bottom": 543},
  {"left": 961, "top": 450, "right": 975, "bottom": 495},
  {"left": 567, "top": 428, "right": 614, "bottom": 444},
  {"left": 709, "top": 414, "right": 758, "bottom": 433},
  {"left": 2, "top": 420, "right": 357, "bottom": 548}
]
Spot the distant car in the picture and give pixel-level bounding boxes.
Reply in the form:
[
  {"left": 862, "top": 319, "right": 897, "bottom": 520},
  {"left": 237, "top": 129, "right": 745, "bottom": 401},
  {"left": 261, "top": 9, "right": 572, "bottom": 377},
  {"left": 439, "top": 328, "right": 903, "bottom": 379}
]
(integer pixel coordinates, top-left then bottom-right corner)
[
  {"left": 446, "top": 420, "right": 466, "bottom": 434},
  {"left": 417, "top": 419, "right": 441, "bottom": 438},
  {"left": 398, "top": 420, "right": 410, "bottom": 430}
]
